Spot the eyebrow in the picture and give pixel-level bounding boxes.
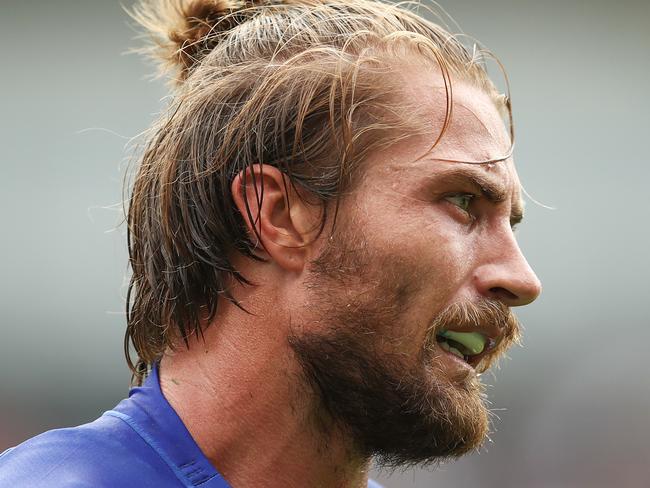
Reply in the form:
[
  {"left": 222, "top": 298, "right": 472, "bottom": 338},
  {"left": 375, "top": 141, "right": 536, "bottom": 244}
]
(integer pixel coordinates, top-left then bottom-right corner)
[{"left": 432, "top": 167, "right": 525, "bottom": 227}]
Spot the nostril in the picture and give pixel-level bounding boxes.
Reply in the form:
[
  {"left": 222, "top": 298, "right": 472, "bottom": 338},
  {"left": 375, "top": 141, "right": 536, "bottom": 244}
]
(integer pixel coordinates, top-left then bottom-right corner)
[{"left": 489, "top": 287, "right": 518, "bottom": 302}]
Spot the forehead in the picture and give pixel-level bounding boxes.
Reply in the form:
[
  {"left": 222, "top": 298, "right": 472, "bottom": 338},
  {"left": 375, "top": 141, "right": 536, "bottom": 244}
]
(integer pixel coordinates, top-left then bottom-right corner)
[
  {"left": 372, "top": 67, "right": 522, "bottom": 201},
  {"left": 398, "top": 66, "right": 512, "bottom": 163}
]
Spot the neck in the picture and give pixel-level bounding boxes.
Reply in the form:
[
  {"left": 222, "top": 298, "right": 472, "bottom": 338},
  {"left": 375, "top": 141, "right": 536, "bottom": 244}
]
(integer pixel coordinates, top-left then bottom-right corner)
[{"left": 158, "top": 301, "right": 371, "bottom": 488}]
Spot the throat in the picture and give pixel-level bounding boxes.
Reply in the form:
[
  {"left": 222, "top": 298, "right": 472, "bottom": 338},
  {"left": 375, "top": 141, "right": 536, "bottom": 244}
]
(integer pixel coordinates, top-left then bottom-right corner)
[{"left": 159, "top": 352, "right": 371, "bottom": 488}]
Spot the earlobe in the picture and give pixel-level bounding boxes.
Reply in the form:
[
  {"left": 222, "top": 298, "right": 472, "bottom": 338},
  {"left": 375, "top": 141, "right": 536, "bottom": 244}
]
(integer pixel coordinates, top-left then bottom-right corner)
[{"left": 231, "top": 164, "right": 320, "bottom": 273}]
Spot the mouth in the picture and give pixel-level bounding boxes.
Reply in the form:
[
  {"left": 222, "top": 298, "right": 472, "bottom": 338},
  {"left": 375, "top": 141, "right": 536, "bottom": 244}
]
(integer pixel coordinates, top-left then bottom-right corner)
[{"left": 434, "top": 329, "right": 498, "bottom": 369}]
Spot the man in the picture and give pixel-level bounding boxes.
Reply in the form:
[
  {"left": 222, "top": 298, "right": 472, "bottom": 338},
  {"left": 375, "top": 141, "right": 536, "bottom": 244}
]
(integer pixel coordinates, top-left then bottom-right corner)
[{"left": 0, "top": 0, "right": 541, "bottom": 487}]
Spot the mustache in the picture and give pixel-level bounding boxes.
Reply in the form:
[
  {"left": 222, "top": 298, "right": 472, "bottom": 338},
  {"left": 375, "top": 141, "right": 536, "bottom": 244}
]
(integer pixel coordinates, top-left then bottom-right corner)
[{"left": 425, "top": 299, "right": 522, "bottom": 371}]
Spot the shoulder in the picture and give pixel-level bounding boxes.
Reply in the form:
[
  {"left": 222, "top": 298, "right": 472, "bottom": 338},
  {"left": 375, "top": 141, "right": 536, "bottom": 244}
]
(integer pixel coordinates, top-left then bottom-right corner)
[{"left": 0, "top": 413, "right": 179, "bottom": 488}]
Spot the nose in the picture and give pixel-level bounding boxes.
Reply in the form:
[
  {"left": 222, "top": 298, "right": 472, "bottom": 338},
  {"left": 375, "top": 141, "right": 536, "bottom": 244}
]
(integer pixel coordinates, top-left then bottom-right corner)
[{"left": 474, "top": 237, "right": 542, "bottom": 307}]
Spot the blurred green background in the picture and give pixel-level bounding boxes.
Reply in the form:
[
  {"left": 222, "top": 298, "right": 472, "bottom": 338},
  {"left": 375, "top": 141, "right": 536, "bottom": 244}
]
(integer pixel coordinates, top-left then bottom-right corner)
[{"left": 1, "top": 1, "right": 649, "bottom": 486}]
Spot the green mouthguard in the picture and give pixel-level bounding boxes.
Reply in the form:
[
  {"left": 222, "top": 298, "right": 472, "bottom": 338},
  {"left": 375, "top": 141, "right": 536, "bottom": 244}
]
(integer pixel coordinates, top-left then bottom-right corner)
[{"left": 439, "top": 330, "right": 486, "bottom": 355}]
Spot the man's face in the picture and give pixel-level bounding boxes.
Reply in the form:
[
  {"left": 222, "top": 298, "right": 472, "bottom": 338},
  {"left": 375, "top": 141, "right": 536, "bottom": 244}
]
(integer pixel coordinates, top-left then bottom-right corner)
[{"left": 288, "top": 74, "right": 541, "bottom": 467}]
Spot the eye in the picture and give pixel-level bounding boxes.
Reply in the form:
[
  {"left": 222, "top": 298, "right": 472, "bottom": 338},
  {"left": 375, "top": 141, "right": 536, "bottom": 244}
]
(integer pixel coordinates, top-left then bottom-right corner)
[{"left": 445, "top": 193, "right": 475, "bottom": 213}]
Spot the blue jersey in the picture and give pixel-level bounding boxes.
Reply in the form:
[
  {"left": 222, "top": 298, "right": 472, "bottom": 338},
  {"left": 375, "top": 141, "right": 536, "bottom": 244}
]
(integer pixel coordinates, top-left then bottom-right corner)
[{"left": 0, "top": 366, "right": 384, "bottom": 487}]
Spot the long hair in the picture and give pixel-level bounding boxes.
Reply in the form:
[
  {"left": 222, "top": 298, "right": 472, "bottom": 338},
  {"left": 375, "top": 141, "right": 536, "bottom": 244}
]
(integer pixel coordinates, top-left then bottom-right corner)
[{"left": 124, "top": 0, "right": 508, "bottom": 383}]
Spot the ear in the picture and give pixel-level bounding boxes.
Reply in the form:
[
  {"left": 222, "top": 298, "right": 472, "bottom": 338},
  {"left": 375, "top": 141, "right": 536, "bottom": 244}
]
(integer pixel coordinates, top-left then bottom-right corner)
[{"left": 231, "top": 164, "right": 322, "bottom": 273}]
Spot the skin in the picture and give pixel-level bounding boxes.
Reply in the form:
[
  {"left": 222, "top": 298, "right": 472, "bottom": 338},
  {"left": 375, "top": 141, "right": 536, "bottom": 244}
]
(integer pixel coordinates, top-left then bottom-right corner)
[{"left": 159, "top": 65, "right": 541, "bottom": 488}]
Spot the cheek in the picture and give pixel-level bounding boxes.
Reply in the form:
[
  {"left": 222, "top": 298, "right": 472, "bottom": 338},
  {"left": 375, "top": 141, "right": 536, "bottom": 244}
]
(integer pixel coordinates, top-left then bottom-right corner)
[
  {"left": 430, "top": 230, "right": 474, "bottom": 285},
  {"left": 353, "top": 192, "right": 476, "bottom": 301},
  {"left": 367, "top": 223, "right": 472, "bottom": 352},
  {"left": 387, "top": 217, "right": 478, "bottom": 336},
  {"left": 390, "top": 214, "right": 473, "bottom": 286}
]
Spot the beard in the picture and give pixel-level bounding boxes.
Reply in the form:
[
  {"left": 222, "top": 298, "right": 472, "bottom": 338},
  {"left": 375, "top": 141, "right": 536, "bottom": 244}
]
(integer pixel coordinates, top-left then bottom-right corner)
[{"left": 288, "top": 217, "right": 521, "bottom": 469}]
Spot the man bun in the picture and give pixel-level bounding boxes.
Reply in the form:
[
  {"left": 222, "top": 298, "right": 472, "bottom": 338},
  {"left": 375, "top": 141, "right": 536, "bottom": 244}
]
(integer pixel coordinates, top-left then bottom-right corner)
[{"left": 129, "top": 0, "right": 276, "bottom": 84}]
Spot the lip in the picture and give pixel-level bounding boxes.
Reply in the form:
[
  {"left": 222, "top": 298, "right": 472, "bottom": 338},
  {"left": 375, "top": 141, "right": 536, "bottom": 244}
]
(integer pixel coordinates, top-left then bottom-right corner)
[
  {"left": 436, "top": 340, "right": 495, "bottom": 371},
  {"left": 437, "top": 344, "right": 475, "bottom": 370}
]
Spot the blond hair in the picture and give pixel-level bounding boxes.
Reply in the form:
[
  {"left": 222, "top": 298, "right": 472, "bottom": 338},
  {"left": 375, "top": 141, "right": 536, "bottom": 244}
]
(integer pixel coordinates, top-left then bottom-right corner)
[{"left": 125, "top": 0, "right": 510, "bottom": 382}]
